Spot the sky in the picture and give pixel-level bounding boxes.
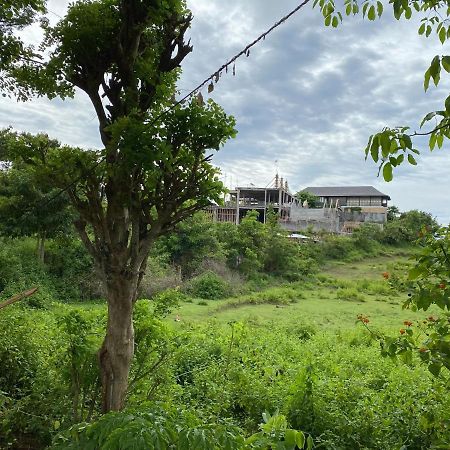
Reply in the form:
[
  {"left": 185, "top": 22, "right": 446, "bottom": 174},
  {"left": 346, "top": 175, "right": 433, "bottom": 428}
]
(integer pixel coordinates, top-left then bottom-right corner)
[{"left": 1, "top": 0, "right": 449, "bottom": 223}]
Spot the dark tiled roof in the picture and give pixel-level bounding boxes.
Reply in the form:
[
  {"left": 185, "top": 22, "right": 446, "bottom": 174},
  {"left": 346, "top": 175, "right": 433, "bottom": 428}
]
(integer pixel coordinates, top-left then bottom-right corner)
[{"left": 301, "top": 186, "right": 390, "bottom": 199}]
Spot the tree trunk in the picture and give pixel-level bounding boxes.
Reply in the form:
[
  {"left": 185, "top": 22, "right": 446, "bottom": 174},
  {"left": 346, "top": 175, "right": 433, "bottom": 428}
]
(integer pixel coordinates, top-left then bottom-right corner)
[
  {"left": 99, "top": 275, "right": 136, "bottom": 412},
  {"left": 36, "top": 233, "right": 45, "bottom": 264}
]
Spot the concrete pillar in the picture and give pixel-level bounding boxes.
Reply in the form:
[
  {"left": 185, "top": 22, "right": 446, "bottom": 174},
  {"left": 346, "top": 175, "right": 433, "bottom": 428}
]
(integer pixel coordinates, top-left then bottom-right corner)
[
  {"left": 264, "top": 189, "right": 267, "bottom": 223},
  {"left": 235, "top": 189, "right": 240, "bottom": 225}
]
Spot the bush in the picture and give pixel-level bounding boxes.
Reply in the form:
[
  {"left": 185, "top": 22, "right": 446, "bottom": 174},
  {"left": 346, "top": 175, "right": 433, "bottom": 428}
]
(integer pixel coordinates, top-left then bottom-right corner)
[
  {"left": 184, "top": 271, "right": 229, "bottom": 299},
  {"left": 320, "top": 236, "right": 358, "bottom": 260},
  {"left": 336, "top": 287, "right": 365, "bottom": 302},
  {"left": 352, "top": 223, "right": 382, "bottom": 253}
]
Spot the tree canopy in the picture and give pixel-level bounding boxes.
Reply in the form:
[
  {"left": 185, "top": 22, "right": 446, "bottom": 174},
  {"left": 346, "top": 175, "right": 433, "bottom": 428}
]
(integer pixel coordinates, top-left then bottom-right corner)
[{"left": 0, "top": 0, "right": 237, "bottom": 412}]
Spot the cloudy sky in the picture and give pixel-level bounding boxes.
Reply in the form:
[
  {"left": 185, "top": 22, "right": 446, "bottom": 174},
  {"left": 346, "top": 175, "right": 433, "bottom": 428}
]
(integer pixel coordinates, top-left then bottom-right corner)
[{"left": 2, "top": 0, "right": 450, "bottom": 222}]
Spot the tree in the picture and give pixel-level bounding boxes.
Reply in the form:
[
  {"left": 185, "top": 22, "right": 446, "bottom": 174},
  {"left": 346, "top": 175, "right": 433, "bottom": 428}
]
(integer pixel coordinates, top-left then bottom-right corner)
[
  {"left": 3, "top": 0, "right": 236, "bottom": 412},
  {"left": 154, "top": 212, "right": 222, "bottom": 278},
  {"left": 295, "top": 190, "right": 319, "bottom": 208},
  {"left": 0, "top": 1, "right": 49, "bottom": 100},
  {"left": 314, "top": 0, "right": 450, "bottom": 180},
  {"left": 0, "top": 131, "right": 73, "bottom": 262},
  {"left": 387, "top": 205, "right": 400, "bottom": 222}
]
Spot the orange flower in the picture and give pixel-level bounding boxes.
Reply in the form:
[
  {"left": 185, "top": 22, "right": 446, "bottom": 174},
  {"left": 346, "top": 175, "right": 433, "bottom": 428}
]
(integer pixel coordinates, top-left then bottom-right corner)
[
  {"left": 403, "top": 320, "right": 413, "bottom": 327},
  {"left": 438, "top": 283, "right": 446, "bottom": 289},
  {"left": 418, "top": 347, "right": 428, "bottom": 353},
  {"left": 399, "top": 329, "right": 406, "bottom": 335},
  {"left": 382, "top": 272, "right": 390, "bottom": 279},
  {"left": 428, "top": 316, "right": 436, "bottom": 322},
  {"left": 363, "top": 318, "right": 370, "bottom": 324}
]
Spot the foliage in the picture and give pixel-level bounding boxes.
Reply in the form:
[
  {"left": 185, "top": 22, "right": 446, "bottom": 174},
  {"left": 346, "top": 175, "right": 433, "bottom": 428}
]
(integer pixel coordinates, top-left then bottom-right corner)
[
  {"left": 387, "top": 226, "right": 450, "bottom": 376},
  {"left": 382, "top": 210, "right": 438, "bottom": 244},
  {"left": 185, "top": 271, "right": 229, "bottom": 300},
  {"left": 50, "top": 406, "right": 310, "bottom": 450},
  {"left": 314, "top": 0, "right": 450, "bottom": 179},
  {"left": 295, "top": 191, "right": 319, "bottom": 208},
  {"left": 0, "top": 0, "right": 47, "bottom": 99},
  {"left": 1, "top": 0, "right": 238, "bottom": 411},
  {"left": 351, "top": 223, "right": 383, "bottom": 253},
  {"left": 0, "top": 131, "right": 73, "bottom": 238},
  {"left": 154, "top": 212, "right": 223, "bottom": 278},
  {"left": 387, "top": 205, "right": 400, "bottom": 221},
  {"left": 2, "top": 253, "right": 450, "bottom": 448},
  {"left": 214, "top": 211, "right": 316, "bottom": 280}
]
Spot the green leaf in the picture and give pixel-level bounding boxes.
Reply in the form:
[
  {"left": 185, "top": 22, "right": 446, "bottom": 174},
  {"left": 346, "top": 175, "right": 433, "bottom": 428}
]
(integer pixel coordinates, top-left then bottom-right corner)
[
  {"left": 296, "top": 431, "right": 306, "bottom": 449},
  {"left": 383, "top": 162, "right": 393, "bottom": 182},
  {"left": 368, "top": 5, "right": 376, "bottom": 20},
  {"left": 428, "top": 363, "right": 441, "bottom": 377},
  {"left": 396, "top": 153, "right": 404, "bottom": 165},
  {"left": 377, "top": 1, "right": 383, "bottom": 17},
  {"left": 402, "top": 134, "right": 412, "bottom": 149},
  {"left": 370, "top": 135, "right": 379, "bottom": 162},
  {"left": 439, "top": 26, "right": 447, "bottom": 44},
  {"left": 307, "top": 435, "right": 314, "bottom": 450},
  {"left": 445, "top": 95, "right": 450, "bottom": 113},
  {"left": 418, "top": 22, "right": 425, "bottom": 35},
  {"left": 408, "top": 265, "right": 424, "bottom": 280},
  {"left": 380, "top": 133, "right": 391, "bottom": 157},
  {"left": 442, "top": 56, "right": 450, "bottom": 72},
  {"left": 420, "top": 111, "right": 436, "bottom": 127},
  {"left": 332, "top": 15, "right": 339, "bottom": 27},
  {"left": 424, "top": 69, "right": 431, "bottom": 91},
  {"left": 429, "top": 133, "right": 437, "bottom": 151},
  {"left": 404, "top": 7, "right": 412, "bottom": 19},
  {"left": 284, "top": 430, "right": 297, "bottom": 450},
  {"left": 362, "top": 2, "right": 369, "bottom": 17},
  {"left": 429, "top": 55, "right": 441, "bottom": 84},
  {"left": 407, "top": 154, "right": 417, "bottom": 165}
]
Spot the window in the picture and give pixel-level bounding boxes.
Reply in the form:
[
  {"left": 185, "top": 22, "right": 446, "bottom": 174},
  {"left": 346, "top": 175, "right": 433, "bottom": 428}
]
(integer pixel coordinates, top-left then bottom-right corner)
[
  {"left": 370, "top": 197, "right": 381, "bottom": 206},
  {"left": 347, "top": 197, "right": 360, "bottom": 206},
  {"left": 359, "top": 198, "right": 371, "bottom": 206}
]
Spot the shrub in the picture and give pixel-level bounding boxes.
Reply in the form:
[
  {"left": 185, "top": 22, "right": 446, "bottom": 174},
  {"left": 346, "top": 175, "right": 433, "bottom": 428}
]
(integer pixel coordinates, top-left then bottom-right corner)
[
  {"left": 184, "top": 271, "right": 229, "bottom": 300},
  {"left": 320, "top": 236, "right": 358, "bottom": 260},
  {"left": 352, "top": 223, "right": 383, "bottom": 253},
  {"left": 336, "top": 287, "right": 365, "bottom": 302}
]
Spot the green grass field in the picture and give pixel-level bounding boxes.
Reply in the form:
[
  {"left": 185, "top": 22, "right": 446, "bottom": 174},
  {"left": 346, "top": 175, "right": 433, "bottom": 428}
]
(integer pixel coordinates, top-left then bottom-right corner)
[{"left": 170, "top": 249, "right": 435, "bottom": 333}]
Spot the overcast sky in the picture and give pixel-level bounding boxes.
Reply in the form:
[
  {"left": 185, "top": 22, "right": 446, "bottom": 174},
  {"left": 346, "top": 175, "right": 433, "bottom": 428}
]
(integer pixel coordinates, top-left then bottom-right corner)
[{"left": 1, "top": 1, "right": 449, "bottom": 223}]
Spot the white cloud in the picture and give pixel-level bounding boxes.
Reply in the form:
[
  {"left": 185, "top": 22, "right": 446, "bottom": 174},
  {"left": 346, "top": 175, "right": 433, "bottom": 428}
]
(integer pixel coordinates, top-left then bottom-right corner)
[{"left": 0, "top": 0, "right": 449, "bottom": 223}]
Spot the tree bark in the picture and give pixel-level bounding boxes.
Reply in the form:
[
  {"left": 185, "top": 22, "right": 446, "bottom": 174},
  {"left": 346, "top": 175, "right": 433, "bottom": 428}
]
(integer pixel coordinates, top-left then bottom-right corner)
[
  {"left": 99, "top": 275, "right": 136, "bottom": 412},
  {"left": 36, "top": 233, "right": 45, "bottom": 264}
]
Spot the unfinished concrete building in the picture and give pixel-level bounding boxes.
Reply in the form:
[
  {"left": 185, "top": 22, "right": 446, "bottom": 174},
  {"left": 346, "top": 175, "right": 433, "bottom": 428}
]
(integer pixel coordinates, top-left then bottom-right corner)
[
  {"left": 208, "top": 176, "right": 300, "bottom": 225},
  {"left": 207, "top": 179, "right": 390, "bottom": 234}
]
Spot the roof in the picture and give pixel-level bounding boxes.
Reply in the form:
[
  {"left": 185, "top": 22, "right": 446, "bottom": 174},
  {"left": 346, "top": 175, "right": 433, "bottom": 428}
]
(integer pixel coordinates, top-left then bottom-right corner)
[{"left": 301, "top": 186, "right": 390, "bottom": 199}]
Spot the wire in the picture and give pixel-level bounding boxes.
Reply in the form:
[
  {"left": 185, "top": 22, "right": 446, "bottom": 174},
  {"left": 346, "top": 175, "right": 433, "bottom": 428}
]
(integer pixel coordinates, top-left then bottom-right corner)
[{"left": 19, "top": 0, "right": 312, "bottom": 216}]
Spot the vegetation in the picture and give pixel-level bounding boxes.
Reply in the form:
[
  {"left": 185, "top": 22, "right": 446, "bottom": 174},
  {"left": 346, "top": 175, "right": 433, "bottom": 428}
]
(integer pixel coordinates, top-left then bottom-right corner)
[
  {"left": 0, "top": 1, "right": 449, "bottom": 449},
  {"left": 1, "top": 228, "right": 450, "bottom": 449},
  {"left": 295, "top": 191, "right": 320, "bottom": 208},
  {"left": 0, "top": 0, "right": 237, "bottom": 411},
  {"left": 314, "top": 0, "right": 450, "bottom": 180},
  {"left": 0, "top": 207, "right": 449, "bottom": 449}
]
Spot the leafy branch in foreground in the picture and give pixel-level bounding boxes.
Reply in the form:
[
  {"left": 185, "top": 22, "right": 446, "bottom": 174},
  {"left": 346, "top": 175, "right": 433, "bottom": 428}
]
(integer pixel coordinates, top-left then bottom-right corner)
[
  {"left": 313, "top": 0, "right": 450, "bottom": 181},
  {"left": 357, "top": 226, "right": 450, "bottom": 377}
]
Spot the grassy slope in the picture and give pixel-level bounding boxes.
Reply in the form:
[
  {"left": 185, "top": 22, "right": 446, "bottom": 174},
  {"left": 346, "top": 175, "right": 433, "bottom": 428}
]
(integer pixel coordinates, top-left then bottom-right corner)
[{"left": 171, "top": 249, "right": 435, "bottom": 332}]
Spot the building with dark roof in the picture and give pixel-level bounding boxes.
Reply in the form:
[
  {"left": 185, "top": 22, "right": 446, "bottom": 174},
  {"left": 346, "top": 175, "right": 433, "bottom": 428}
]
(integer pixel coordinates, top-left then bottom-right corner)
[
  {"left": 206, "top": 180, "right": 391, "bottom": 234},
  {"left": 301, "top": 186, "right": 390, "bottom": 208}
]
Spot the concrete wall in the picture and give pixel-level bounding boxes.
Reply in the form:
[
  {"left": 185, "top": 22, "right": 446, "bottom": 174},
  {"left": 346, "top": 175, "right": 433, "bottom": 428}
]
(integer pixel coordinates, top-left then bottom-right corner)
[
  {"left": 341, "top": 211, "right": 386, "bottom": 224},
  {"left": 284, "top": 206, "right": 340, "bottom": 233}
]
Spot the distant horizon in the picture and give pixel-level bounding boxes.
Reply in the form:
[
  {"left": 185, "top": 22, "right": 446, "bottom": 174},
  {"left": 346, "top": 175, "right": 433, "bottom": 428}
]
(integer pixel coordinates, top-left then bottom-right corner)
[{"left": 1, "top": 0, "right": 449, "bottom": 225}]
